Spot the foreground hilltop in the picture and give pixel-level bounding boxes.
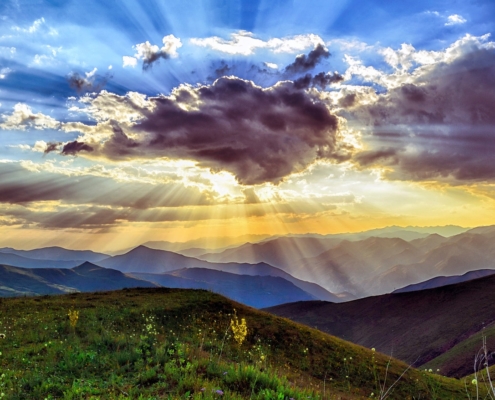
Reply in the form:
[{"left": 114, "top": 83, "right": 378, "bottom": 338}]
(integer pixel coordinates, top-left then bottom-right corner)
[{"left": 0, "top": 288, "right": 482, "bottom": 399}]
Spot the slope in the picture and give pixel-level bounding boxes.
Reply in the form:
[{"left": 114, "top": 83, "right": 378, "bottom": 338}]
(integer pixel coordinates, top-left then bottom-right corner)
[
  {"left": 0, "top": 288, "right": 479, "bottom": 399},
  {"left": 266, "top": 273, "right": 495, "bottom": 374}
]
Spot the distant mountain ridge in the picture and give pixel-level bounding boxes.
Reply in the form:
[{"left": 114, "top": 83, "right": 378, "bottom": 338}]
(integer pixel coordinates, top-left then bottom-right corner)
[
  {"left": 393, "top": 269, "right": 495, "bottom": 293},
  {"left": 131, "top": 268, "right": 317, "bottom": 308},
  {"left": 0, "top": 246, "right": 109, "bottom": 262},
  {"left": 0, "top": 262, "right": 156, "bottom": 296},
  {"left": 97, "top": 245, "right": 343, "bottom": 302}
]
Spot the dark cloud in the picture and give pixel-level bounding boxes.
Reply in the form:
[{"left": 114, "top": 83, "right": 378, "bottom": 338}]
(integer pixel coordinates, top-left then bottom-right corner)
[
  {"left": 68, "top": 71, "right": 111, "bottom": 93},
  {"left": 285, "top": 44, "right": 330, "bottom": 74},
  {"left": 62, "top": 77, "right": 353, "bottom": 185},
  {"left": 353, "top": 48, "right": 495, "bottom": 183},
  {"left": 339, "top": 93, "right": 357, "bottom": 108},
  {"left": 61, "top": 140, "right": 94, "bottom": 155},
  {"left": 44, "top": 141, "right": 61, "bottom": 154},
  {"left": 214, "top": 61, "right": 231, "bottom": 77},
  {"left": 294, "top": 72, "right": 343, "bottom": 89}
]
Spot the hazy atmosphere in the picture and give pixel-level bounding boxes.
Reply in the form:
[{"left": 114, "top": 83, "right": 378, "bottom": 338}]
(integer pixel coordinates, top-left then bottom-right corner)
[{"left": 1, "top": 0, "right": 495, "bottom": 252}]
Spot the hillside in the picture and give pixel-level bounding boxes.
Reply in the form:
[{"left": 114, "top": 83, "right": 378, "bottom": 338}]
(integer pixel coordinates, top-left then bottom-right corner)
[
  {"left": 0, "top": 288, "right": 480, "bottom": 399},
  {"left": 266, "top": 273, "right": 495, "bottom": 376}
]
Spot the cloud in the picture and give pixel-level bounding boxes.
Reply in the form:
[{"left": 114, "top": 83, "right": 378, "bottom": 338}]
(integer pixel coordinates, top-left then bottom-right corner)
[
  {"left": 57, "top": 77, "right": 354, "bottom": 185},
  {"left": 352, "top": 44, "right": 495, "bottom": 183},
  {"left": 293, "top": 72, "right": 343, "bottom": 90},
  {"left": 285, "top": 44, "right": 330, "bottom": 74},
  {"left": 0, "top": 103, "right": 60, "bottom": 131},
  {"left": 190, "top": 30, "right": 324, "bottom": 56},
  {"left": 122, "top": 56, "right": 137, "bottom": 68},
  {"left": 0, "top": 67, "right": 12, "bottom": 79},
  {"left": 68, "top": 67, "right": 112, "bottom": 93},
  {"left": 445, "top": 14, "right": 467, "bottom": 26},
  {"left": 264, "top": 62, "right": 278, "bottom": 69},
  {"left": 344, "top": 34, "right": 495, "bottom": 89},
  {"left": 61, "top": 141, "right": 94, "bottom": 155},
  {"left": 0, "top": 46, "right": 16, "bottom": 58},
  {"left": 0, "top": 161, "right": 212, "bottom": 210},
  {"left": 12, "top": 17, "right": 57, "bottom": 36},
  {"left": 131, "top": 34, "right": 182, "bottom": 70}
]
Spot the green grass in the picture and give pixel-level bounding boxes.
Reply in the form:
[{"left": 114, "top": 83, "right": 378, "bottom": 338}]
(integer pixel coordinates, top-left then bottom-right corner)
[
  {"left": 0, "top": 288, "right": 485, "bottom": 399},
  {"left": 423, "top": 324, "right": 495, "bottom": 378}
]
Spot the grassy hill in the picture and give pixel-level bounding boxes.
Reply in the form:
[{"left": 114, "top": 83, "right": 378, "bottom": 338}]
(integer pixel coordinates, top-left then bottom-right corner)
[
  {"left": 0, "top": 288, "right": 482, "bottom": 399},
  {"left": 265, "top": 273, "right": 495, "bottom": 376}
]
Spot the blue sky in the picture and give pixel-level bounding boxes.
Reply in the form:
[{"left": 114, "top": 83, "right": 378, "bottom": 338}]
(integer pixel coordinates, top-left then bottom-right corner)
[{"left": 0, "top": 0, "right": 494, "bottom": 250}]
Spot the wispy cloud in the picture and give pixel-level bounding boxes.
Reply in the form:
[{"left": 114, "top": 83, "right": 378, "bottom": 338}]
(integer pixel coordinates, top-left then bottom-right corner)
[
  {"left": 190, "top": 31, "right": 324, "bottom": 56},
  {"left": 445, "top": 14, "right": 467, "bottom": 26}
]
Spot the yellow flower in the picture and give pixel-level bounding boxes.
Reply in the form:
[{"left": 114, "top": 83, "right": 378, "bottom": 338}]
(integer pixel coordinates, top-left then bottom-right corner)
[
  {"left": 230, "top": 310, "right": 248, "bottom": 345},
  {"left": 68, "top": 309, "right": 79, "bottom": 328}
]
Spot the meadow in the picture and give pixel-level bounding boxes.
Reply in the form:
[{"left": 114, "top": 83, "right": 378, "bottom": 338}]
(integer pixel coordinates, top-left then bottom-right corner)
[{"left": 0, "top": 288, "right": 485, "bottom": 399}]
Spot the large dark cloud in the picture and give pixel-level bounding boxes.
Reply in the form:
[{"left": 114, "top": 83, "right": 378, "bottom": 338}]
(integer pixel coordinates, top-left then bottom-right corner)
[
  {"left": 63, "top": 77, "right": 352, "bottom": 185},
  {"left": 285, "top": 44, "right": 330, "bottom": 74},
  {"left": 353, "top": 48, "right": 495, "bottom": 183}
]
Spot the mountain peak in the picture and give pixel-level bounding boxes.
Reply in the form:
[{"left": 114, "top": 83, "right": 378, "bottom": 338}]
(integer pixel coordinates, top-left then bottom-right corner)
[{"left": 72, "top": 261, "right": 104, "bottom": 273}]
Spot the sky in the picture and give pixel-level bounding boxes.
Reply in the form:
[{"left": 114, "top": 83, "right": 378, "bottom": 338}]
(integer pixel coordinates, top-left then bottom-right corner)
[{"left": 0, "top": 0, "right": 494, "bottom": 251}]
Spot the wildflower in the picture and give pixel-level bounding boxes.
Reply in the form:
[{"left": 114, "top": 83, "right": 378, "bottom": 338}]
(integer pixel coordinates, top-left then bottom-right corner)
[
  {"left": 67, "top": 309, "right": 79, "bottom": 328},
  {"left": 214, "top": 389, "right": 224, "bottom": 395},
  {"left": 472, "top": 379, "right": 478, "bottom": 385},
  {"left": 230, "top": 310, "right": 248, "bottom": 345},
  {"left": 223, "top": 371, "right": 228, "bottom": 375},
  {"left": 0, "top": 334, "right": 5, "bottom": 339},
  {"left": 371, "top": 348, "right": 375, "bottom": 352},
  {"left": 200, "top": 388, "right": 205, "bottom": 392}
]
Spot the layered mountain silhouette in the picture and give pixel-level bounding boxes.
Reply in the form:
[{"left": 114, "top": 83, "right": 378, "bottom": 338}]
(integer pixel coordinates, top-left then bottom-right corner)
[
  {"left": 97, "top": 245, "right": 341, "bottom": 301},
  {"left": 132, "top": 268, "right": 316, "bottom": 308},
  {"left": 0, "top": 246, "right": 108, "bottom": 262},
  {"left": 393, "top": 269, "right": 495, "bottom": 293},
  {"left": 193, "top": 226, "right": 495, "bottom": 297},
  {"left": 0, "top": 262, "right": 156, "bottom": 296}
]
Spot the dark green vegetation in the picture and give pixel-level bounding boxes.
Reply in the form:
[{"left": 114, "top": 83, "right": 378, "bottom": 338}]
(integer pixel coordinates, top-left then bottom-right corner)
[
  {"left": 266, "top": 273, "right": 495, "bottom": 378},
  {"left": 0, "top": 288, "right": 480, "bottom": 399}
]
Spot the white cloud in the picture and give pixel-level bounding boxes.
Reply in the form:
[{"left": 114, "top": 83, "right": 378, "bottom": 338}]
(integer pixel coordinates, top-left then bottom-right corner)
[
  {"left": 343, "top": 34, "right": 495, "bottom": 89},
  {"left": 0, "top": 46, "right": 16, "bottom": 58},
  {"left": 13, "top": 17, "right": 44, "bottom": 33},
  {"left": 86, "top": 67, "right": 97, "bottom": 79},
  {"left": 160, "top": 34, "right": 182, "bottom": 58},
  {"left": 445, "top": 14, "right": 467, "bottom": 26},
  {"left": 190, "top": 30, "right": 324, "bottom": 55},
  {"left": 326, "top": 38, "right": 373, "bottom": 53},
  {"left": 122, "top": 56, "right": 137, "bottom": 68},
  {"left": 264, "top": 62, "right": 278, "bottom": 69},
  {"left": 0, "top": 68, "right": 12, "bottom": 79},
  {"left": 131, "top": 34, "right": 182, "bottom": 68},
  {"left": 0, "top": 103, "right": 60, "bottom": 131}
]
